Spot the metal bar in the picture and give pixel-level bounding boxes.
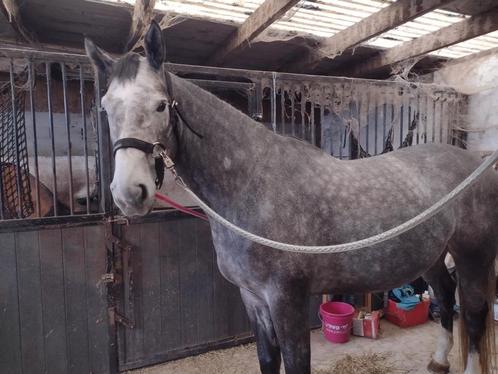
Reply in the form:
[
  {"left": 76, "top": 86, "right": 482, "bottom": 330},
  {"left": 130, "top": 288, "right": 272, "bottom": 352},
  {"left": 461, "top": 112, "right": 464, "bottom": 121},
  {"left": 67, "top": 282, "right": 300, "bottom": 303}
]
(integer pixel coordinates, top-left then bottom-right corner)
[
  {"left": 439, "top": 97, "right": 445, "bottom": 143},
  {"left": 424, "top": 94, "right": 429, "bottom": 144},
  {"left": 45, "top": 62, "right": 58, "bottom": 216},
  {"left": 290, "top": 90, "right": 295, "bottom": 136},
  {"left": 374, "top": 93, "right": 378, "bottom": 155},
  {"left": 365, "top": 90, "right": 370, "bottom": 154},
  {"left": 28, "top": 61, "right": 41, "bottom": 218},
  {"left": 167, "top": 63, "right": 452, "bottom": 91},
  {"left": 0, "top": 46, "right": 90, "bottom": 64},
  {"left": 0, "top": 213, "right": 106, "bottom": 232},
  {"left": 95, "top": 70, "right": 113, "bottom": 214},
  {"left": 247, "top": 85, "right": 255, "bottom": 119},
  {"left": 255, "top": 83, "right": 263, "bottom": 122},
  {"left": 447, "top": 95, "right": 454, "bottom": 145},
  {"left": 399, "top": 104, "right": 404, "bottom": 147},
  {"left": 80, "top": 66, "right": 91, "bottom": 215},
  {"left": 311, "top": 101, "right": 315, "bottom": 145},
  {"left": 0, "top": 47, "right": 465, "bottom": 94},
  {"left": 408, "top": 97, "right": 412, "bottom": 146},
  {"left": 391, "top": 99, "right": 395, "bottom": 147},
  {"left": 320, "top": 104, "right": 326, "bottom": 153},
  {"left": 10, "top": 60, "right": 22, "bottom": 217},
  {"left": 61, "top": 63, "right": 74, "bottom": 214},
  {"left": 188, "top": 79, "right": 254, "bottom": 90},
  {"left": 415, "top": 94, "right": 420, "bottom": 145},
  {"left": 0, "top": 160, "right": 3, "bottom": 219},
  {"left": 382, "top": 102, "right": 386, "bottom": 151},
  {"left": 280, "top": 88, "right": 285, "bottom": 134},
  {"left": 339, "top": 84, "right": 345, "bottom": 160},
  {"left": 301, "top": 94, "right": 305, "bottom": 140},
  {"left": 0, "top": 92, "right": 4, "bottom": 219},
  {"left": 271, "top": 72, "right": 276, "bottom": 133},
  {"left": 432, "top": 98, "right": 437, "bottom": 143},
  {"left": 356, "top": 91, "right": 361, "bottom": 158}
]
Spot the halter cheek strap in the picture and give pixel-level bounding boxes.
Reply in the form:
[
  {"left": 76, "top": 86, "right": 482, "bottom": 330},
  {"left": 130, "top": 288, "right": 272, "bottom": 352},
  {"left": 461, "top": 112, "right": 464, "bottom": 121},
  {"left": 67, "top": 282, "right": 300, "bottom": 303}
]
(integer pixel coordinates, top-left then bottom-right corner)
[{"left": 111, "top": 71, "right": 202, "bottom": 190}]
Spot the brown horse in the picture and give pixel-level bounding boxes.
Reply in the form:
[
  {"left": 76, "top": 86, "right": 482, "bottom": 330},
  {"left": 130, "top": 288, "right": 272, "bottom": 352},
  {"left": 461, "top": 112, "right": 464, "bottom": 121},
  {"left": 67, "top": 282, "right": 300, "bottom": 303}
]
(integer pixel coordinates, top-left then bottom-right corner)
[{"left": 1, "top": 162, "right": 58, "bottom": 218}]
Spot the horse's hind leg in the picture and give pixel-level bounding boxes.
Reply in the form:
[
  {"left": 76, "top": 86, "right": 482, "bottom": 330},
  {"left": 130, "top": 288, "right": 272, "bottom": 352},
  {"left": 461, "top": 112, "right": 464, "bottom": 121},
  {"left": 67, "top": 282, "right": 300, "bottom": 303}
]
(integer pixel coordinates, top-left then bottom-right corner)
[
  {"left": 423, "top": 254, "right": 457, "bottom": 373},
  {"left": 240, "top": 288, "right": 281, "bottom": 374},
  {"left": 453, "top": 247, "right": 496, "bottom": 374}
]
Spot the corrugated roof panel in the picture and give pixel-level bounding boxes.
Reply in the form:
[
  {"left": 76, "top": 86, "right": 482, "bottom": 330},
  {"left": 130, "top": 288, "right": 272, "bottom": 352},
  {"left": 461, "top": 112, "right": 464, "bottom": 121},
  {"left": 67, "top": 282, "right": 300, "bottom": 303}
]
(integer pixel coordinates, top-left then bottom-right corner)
[
  {"left": 104, "top": 0, "right": 498, "bottom": 60},
  {"left": 433, "top": 31, "right": 498, "bottom": 58},
  {"left": 367, "top": 9, "right": 467, "bottom": 49}
]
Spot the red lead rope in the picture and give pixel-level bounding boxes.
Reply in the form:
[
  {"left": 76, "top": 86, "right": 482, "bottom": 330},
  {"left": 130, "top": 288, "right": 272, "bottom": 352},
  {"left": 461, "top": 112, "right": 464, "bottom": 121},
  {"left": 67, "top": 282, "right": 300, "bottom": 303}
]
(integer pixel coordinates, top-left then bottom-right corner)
[{"left": 155, "top": 192, "right": 208, "bottom": 221}]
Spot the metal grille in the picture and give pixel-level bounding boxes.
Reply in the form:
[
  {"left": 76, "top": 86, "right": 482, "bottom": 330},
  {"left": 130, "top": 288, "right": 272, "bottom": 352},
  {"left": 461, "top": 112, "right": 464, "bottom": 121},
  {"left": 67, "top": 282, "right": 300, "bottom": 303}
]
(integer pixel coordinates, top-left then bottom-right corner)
[
  {"left": 261, "top": 75, "right": 466, "bottom": 158},
  {"left": 166, "top": 65, "right": 467, "bottom": 161},
  {"left": 0, "top": 51, "right": 110, "bottom": 224},
  {"left": 0, "top": 77, "right": 33, "bottom": 219},
  {"left": 0, "top": 52, "right": 468, "bottom": 226}
]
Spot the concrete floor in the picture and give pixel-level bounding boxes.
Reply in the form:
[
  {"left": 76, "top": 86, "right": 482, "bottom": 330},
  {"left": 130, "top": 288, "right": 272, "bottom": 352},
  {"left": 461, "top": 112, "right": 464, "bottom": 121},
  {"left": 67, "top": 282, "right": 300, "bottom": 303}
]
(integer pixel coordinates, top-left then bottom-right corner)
[{"left": 130, "top": 320, "right": 498, "bottom": 374}]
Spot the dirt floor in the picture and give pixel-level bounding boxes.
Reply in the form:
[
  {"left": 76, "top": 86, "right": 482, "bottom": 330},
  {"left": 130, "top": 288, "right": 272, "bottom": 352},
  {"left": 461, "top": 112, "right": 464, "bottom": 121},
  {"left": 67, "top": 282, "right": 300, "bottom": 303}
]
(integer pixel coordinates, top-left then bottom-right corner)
[{"left": 130, "top": 320, "right": 498, "bottom": 374}]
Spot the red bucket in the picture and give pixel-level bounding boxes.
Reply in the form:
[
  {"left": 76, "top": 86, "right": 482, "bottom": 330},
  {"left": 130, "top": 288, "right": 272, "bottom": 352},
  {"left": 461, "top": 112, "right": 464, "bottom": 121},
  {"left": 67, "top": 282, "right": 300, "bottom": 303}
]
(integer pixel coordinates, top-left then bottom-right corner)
[{"left": 319, "top": 302, "right": 355, "bottom": 344}]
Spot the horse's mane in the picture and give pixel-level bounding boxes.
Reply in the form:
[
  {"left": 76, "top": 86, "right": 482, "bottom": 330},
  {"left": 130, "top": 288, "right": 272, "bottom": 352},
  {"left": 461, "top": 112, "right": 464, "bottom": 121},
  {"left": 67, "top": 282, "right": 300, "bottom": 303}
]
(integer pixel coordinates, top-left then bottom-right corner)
[{"left": 169, "top": 73, "right": 270, "bottom": 137}]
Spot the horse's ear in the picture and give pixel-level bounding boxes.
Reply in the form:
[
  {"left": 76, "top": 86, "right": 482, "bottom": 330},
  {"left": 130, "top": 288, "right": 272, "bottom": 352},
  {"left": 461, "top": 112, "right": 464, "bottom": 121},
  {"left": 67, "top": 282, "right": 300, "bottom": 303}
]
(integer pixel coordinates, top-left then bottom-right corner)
[
  {"left": 85, "top": 38, "right": 114, "bottom": 78},
  {"left": 145, "top": 21, "right": 165, "bottom": 70}
]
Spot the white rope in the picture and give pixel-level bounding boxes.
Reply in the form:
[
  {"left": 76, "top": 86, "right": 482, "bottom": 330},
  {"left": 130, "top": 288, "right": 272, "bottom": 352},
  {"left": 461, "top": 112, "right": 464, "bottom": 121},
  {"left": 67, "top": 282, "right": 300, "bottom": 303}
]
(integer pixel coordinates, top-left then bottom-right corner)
[{"left": 178, "top": 149, "right": 498, "bottom": 254}]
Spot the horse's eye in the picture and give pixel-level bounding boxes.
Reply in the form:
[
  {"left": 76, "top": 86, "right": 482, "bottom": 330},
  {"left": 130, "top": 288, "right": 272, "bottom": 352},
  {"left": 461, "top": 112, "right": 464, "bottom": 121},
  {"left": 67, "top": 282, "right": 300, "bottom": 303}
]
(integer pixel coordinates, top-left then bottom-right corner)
[{"left": 156, "top": 101, "right": 167, "bottom": 112}]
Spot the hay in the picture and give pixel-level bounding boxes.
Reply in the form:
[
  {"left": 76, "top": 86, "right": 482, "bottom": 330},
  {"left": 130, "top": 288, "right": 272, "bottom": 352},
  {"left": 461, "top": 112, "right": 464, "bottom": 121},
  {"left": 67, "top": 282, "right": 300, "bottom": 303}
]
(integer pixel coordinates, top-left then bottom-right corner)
[{"left": 312, "top": 352, "right": 408, "bottom": 374}]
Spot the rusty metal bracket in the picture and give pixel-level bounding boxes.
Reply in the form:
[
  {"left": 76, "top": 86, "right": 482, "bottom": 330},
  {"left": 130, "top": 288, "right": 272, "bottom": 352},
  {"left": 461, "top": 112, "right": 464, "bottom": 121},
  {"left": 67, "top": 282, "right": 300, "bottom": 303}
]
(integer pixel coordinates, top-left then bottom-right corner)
[
  {"left": 113, "top": 309, "right": 135, "bottom": 329},
  {"left": 105, "top": 215, "right": 130, "bottom": 225},
  {"left": 105, "top": 225, "right": 135, "bottom": 330},
  {"left": 101, "top": 272, "right": 115, "bottom": 284}
]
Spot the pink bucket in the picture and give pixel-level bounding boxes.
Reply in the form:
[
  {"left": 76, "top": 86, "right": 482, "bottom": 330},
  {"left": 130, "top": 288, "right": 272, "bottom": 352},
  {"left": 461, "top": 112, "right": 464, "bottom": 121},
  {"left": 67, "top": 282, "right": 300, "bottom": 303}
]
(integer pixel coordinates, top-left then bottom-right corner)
[{"left": 319, "top": 302, "right": 355, "bottom": 344}]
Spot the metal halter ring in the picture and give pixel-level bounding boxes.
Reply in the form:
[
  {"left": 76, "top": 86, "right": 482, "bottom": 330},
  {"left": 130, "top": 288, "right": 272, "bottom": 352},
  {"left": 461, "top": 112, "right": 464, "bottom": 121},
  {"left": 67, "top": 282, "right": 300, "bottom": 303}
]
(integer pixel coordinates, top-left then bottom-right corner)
[{"left": 151, "top": 142, "right": 167, "bottom": 159}]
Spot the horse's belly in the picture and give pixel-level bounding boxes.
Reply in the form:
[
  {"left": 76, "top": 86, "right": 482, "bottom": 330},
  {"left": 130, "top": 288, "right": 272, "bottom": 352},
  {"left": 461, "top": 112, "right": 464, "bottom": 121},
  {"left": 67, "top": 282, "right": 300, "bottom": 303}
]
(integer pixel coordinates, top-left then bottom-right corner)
[{"left": 309, "top": 239, "right": 448, "bottom": 294}]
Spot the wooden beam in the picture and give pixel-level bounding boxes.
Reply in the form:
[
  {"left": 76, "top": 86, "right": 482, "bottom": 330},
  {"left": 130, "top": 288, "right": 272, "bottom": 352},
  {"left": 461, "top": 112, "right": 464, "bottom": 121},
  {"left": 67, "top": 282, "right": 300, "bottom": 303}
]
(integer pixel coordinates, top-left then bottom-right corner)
[
  {"left": 0, "top": 0, "right": 37, "bottom": 44},
  {"left": 347, "top": 6, "right": 498, "bottom": 77},
  {"left": 124, "top": 0, "right": 156, "bottom": 52},
  {"left": 287, "top": 0, "right": 454, "bottom": 73},
  {"left": 207, "top": 0, "right": 300, "bottom": 66}
]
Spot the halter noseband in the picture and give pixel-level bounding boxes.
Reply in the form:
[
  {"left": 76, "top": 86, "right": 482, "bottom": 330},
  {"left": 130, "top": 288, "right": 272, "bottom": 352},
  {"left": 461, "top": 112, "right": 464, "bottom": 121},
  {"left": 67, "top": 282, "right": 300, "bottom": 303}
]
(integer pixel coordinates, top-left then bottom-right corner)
[
  {"left": 112, "top": 138, "right": 170, "bottom": 189},
  {"left": 111, "top": 72, "right": 202, "bottom": 190}
]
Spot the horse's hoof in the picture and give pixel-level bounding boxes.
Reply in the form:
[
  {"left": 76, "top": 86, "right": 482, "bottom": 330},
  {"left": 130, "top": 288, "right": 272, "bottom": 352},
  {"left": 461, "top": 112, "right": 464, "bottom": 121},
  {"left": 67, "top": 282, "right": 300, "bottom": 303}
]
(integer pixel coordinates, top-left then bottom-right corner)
[{"left": 427, "top": 359, "right": 450, "bottom": 373}]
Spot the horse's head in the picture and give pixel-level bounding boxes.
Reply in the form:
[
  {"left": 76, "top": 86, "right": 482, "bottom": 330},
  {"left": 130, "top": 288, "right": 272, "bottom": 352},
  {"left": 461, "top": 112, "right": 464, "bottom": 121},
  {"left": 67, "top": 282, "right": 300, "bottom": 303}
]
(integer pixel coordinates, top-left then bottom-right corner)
[{"left": 85, "top": 22, "right": 176, "bottom": 216}]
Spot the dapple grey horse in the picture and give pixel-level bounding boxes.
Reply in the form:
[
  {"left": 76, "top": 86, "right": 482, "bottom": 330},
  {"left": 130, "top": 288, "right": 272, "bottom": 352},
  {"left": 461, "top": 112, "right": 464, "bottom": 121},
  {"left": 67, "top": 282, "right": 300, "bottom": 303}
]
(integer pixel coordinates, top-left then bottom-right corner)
[{"left": 86, "top": 22, "right": 498, "bottom": 374}]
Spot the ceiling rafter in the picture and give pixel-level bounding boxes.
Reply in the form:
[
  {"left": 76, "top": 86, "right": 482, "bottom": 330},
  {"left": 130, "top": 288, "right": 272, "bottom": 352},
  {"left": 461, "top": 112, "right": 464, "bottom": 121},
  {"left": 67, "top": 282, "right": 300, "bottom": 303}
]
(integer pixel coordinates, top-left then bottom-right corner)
[
  {"left": 345, "top": 6, "right": 498, "bottom": 77},
  {"left": 0, "top": 0, "right": 37, "bottom": 44},
  {"left": 207, "top": 0, "right": 301, "bottom": 66},
  {"left": 286, "top": 0, "right": 455, "bottom": 73}
]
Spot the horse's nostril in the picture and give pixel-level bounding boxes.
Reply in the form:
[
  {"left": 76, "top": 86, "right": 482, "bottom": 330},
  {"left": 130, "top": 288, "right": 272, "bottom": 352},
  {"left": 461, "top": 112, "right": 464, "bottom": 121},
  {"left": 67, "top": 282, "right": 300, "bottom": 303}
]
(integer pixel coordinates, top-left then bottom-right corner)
[{"left": 138, "top": 184, "right": 147, "bottom": 202}]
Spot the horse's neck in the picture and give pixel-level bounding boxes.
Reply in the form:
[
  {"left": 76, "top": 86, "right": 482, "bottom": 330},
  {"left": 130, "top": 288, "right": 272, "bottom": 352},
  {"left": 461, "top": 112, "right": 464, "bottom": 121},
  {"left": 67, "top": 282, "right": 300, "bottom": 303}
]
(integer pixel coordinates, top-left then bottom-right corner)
[{"left": 171, "top": 74, "right": 274, "bottom": 207}]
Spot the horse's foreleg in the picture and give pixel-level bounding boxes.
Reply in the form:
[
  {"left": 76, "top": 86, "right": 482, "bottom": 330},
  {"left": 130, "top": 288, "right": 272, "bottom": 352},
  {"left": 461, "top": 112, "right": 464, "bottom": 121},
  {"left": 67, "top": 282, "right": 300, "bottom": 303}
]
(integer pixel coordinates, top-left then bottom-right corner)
[
  {"left": 267, "top": 287, "right": 310, "bottom": 374},
  {"left": 424, "top": 255, "right": 456, "bottom": 373},
  {"left": 240, "top": 288, "right": 281, "bottom": 374}
]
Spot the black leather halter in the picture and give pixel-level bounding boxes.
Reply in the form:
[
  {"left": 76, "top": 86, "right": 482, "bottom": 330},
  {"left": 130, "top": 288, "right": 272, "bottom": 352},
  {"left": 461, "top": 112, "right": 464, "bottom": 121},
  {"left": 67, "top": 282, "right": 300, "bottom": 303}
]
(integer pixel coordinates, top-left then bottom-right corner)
[
  {"left": 113, "top": 138, "right": 167, "bottom": 189},
  {"left": 112, "top": 71, "right": 202, "bottom": 190}
]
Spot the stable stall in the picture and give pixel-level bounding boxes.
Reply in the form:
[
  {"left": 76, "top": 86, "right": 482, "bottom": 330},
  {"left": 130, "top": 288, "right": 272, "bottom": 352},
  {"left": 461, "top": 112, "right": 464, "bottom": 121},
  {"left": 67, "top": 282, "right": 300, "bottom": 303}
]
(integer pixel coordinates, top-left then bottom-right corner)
[{"left": 0, "top": 1, "right": 496, "bottom": 373}]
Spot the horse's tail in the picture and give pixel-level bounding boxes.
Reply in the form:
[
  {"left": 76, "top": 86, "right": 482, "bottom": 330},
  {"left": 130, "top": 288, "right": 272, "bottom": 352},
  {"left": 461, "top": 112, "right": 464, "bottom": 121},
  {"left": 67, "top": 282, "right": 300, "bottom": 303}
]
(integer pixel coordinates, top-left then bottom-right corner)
[{"left": 458, "top": 262, "right": 496, "bottom": 373}]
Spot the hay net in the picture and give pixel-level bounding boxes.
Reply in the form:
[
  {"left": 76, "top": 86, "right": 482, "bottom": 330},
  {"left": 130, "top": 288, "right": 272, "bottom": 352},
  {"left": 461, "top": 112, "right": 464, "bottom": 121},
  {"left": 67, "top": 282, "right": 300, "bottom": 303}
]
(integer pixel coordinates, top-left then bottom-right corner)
[{"left": 0, "top": 77, "right": 33, "bottom": 219}]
